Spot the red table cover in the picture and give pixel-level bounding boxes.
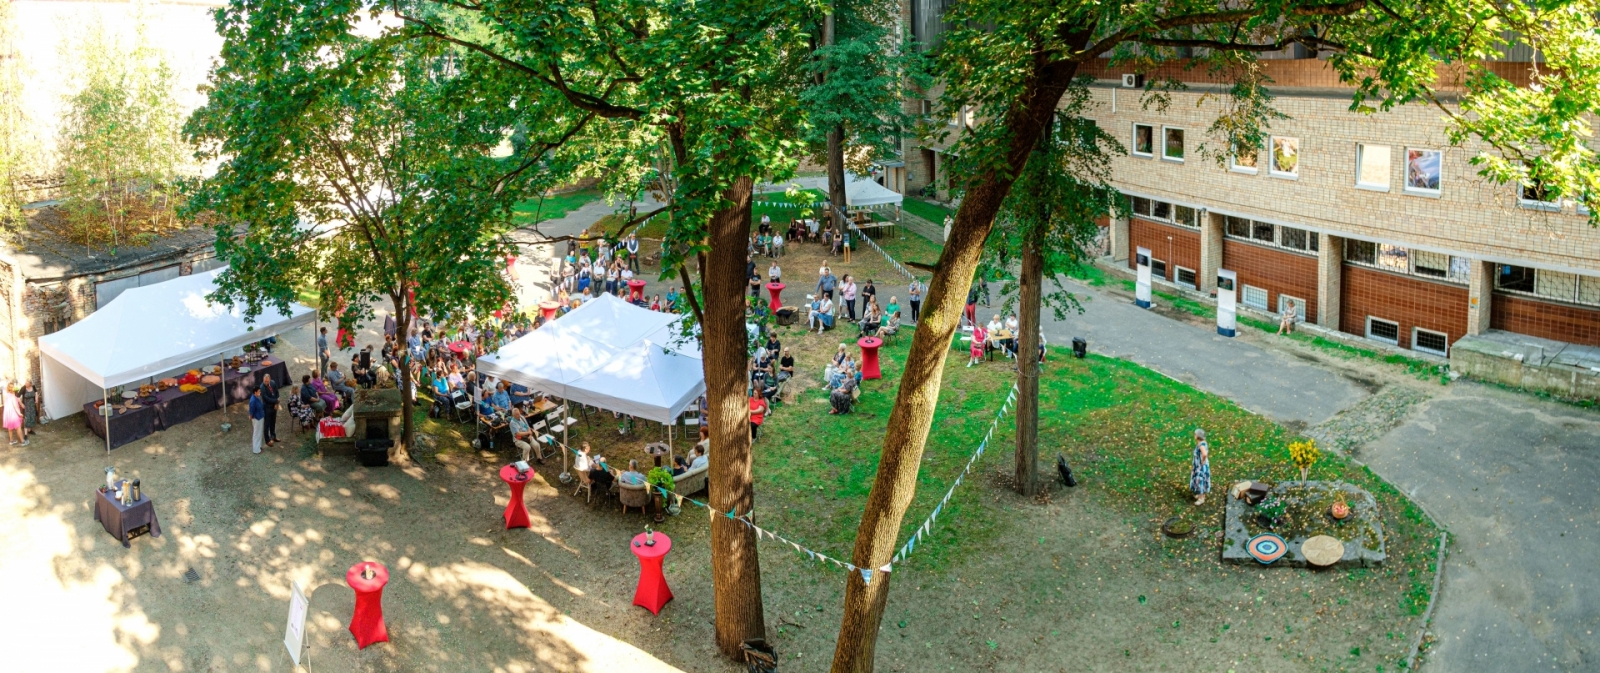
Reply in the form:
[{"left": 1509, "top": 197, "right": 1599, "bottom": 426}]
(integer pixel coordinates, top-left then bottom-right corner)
[
  {"left": 345, "top": 562, "right": 390, "bottom": 649},
  {"left": 499, "top": 464, "right": 532, "bottom": 529},
  {"left": 766, "top": 282, "right": 786, "bottom": 310},
  {"left": 628, "top": 279, "right": 648, "bottom": 301},
  {"left": 538, "top": 301, "right": 560, "bottom": 321},
  {"left": 858, "top": 337, "right": 883, "bottom": 380},
  {"left": 630, "top": 532, "right": 674, "bottom": 615}
]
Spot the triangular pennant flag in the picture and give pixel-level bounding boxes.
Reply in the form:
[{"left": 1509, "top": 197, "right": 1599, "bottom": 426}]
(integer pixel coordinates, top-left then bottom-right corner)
[
  {"left": 932, "top": 503, "right": 942, "bottom": 520},
  {"left": 879, "top": 563, "right": 892, "bottom": 573},
  {"left": 845, "top": 563, "right": 857, "bottom": 573},
  {"left": 674, "top": 494, "right": 684, "bottom": 506},
  {"left": 859, "top": 568, "right": 873, "bottom": 585},
  {"left": 806, "top": 549, "right": 816, "bottom": 561}
]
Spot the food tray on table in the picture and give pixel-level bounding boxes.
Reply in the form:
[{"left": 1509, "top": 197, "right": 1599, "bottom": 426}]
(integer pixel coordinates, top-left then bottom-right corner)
[{"left": 199, "top": 375, "right": 222, "bottom": 385}]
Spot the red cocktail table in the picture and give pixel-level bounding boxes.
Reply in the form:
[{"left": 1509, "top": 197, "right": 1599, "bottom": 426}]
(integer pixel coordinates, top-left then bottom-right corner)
[
  {"left": 538, "top": 301, "right": 560, "bottom": 322},
  {"left": 499, "top": 464, "right": 532, "bottom": 529},
  {"left": 858, "top": 337, "right": 883, "bottom": 380},
  {"left": 346, "top": 561, "right": 390, "bottom": 649},
  {"left": 448, "top": 340, "right": 472, "bottom": 360},
  {"left": 628, "top": 279, "right": 648, "bottom": 301},
  {"left": 630, "top": 532, "right": 674, "bottom": 615},
  {"left": 766, "top": 282, "right": 786, "bottom": 310}
]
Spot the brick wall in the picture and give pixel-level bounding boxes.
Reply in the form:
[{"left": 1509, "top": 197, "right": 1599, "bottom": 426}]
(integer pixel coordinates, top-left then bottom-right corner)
[
  {"left": 1222, "top": 239, "right": 1320, "bottom": 322},
  {"left": 1341, "top": 265, "right": 1469, "bottom": 350},
  {"left": 1490, "top": 294, "right": 1600, "bottom": 347},
  {"left": 1126, "top": 218, "right": 1200, "bottom": 283}
]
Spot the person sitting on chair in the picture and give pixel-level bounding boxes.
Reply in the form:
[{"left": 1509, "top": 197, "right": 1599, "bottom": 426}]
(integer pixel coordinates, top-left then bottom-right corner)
[
  {"left": 808, "top": 295, "right": 835, "bottom": 333},
  {"left": 490, "top": 381, "right": 513, "bottom": 414},
  {"left": 300, "top": 374, "right": 327, "bottom": 414},
  {"left": 325, "top": 362, "right": 356, "bottom": 401},
  {"left": 830, "top": 365, "right": 859, "bottom": 414},
  {"left": 576, "top": 442, "right": 615, "bottom": 491},
  {"left": 619, "top": 459, "right": 646, "bottom": 485},
  {"left": 778, "top": 347, "right": 795, "bottom": 382},
  {"left": 352, "top": 354, "right": 376, "bottom": 388},
  {"left": 508, "top": 406, "right": 538, "bottom": 462},
  {"left": 858, "top": 300, "right": 883, "bottom": 338},
  {"left": 672, "top": 445, "right": 709, "bottom": 476}
]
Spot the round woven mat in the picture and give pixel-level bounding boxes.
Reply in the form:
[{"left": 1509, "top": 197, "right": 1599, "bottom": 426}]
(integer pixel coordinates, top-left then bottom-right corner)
[{"left": 1302, "top": 535, "right": 1345, "bottom": 567}]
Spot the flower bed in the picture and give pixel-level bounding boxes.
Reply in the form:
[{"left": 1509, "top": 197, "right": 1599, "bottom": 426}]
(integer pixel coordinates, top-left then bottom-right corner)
[{"left": 1222, "top": 480, "right": 1386, "bottom": 568}]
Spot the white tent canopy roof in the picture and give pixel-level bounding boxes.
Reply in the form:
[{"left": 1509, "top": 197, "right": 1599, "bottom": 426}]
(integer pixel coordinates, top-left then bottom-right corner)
[
  {"left": 37, "top": 267, "right": 315, "bottom": 419},
  {"left": 475, "top": 294, "right": 705, "bottom": 424},
  {"left": 845, "top": 172, "right": 904, "bottom": 208}
]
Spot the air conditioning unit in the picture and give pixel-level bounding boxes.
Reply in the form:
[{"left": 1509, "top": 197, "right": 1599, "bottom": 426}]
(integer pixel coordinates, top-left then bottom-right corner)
[{"left": 1121, "top": 73, "right": 1144, "bottom": 89}]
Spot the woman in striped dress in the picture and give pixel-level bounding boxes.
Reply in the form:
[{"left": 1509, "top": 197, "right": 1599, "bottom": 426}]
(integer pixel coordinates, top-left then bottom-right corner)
[{"left": 1190, "top": 428, "right": 1211, "bottom": 505}]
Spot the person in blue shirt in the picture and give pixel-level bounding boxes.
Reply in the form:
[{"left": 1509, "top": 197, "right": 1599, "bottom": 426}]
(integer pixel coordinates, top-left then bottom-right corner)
[
  {"left": 490, "top": 382, "right": 512, "bottom": 413},
  {"left": 509, "top": 383, "right": 533, "bottom": 407},
  {"left": 248, "top": 387, "right": 266, "bottom": 455}
]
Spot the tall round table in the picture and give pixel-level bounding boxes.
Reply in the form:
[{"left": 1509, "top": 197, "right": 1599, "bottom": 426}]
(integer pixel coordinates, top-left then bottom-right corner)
[
  {"left": 630, "top": 532, "right": 674, "bottom": 615},
  {"left": 447, "top": 340, "right": 472, "bottom": 360},
  {"left": 538, "top": 301, "right": 560, "bottom": 322},
  {"left": 499, "top": 464, "right": 532, "bottom": 529},
  {"left": 766, "top": 282, "right": 786, "bottom": 310},
  {"left": 345, "top": 561, "right": 390, "bottom": 649},
  {"left": 628, "top": 279, "right": 648, "bottom": 301},
  {"left": 857, "top": 337, "right": 883, "bottom": 380}
]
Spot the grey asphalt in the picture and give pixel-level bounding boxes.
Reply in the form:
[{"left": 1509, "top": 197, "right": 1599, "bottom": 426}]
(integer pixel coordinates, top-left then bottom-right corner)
[{"left": 1361, "top": 386, "right": 1600, "bottom": 671}]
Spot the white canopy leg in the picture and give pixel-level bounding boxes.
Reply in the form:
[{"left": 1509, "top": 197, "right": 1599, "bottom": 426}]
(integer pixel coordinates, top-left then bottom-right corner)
[{"left": 103, "top": 388, "right": 110, "bottom": 455}]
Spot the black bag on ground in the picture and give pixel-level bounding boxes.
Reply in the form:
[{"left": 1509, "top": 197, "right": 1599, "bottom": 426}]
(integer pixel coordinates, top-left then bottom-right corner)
[{"left": 1056, "top": 454, "right": 1078, "bottom": 487}]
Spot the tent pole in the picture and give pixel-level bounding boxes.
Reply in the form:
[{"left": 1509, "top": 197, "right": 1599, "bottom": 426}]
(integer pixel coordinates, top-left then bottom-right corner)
[
  {"left": 560, "top": 397, "right": 569, "bottom": 478},
  {"left": 103, "top": 387, "right": 110, "bottom": 455}
]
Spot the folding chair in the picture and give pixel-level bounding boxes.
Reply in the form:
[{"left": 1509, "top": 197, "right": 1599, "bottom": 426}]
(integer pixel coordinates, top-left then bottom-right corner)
[
  {"left": 529, "top": 420, "right": 550, "bottom": 461},
  {"left": 573, "top": 468, "right": 594, "bottom": 503},
  {"left": 450, "top": 390, "right": 473, "bottom": 424},
  {"left": 549, "top": 405, "right": 577, "bottom": 437}
]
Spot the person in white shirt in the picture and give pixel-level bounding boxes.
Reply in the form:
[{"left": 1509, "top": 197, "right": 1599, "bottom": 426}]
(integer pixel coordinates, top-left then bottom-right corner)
[
  {"left": 771, "top": 232, "right": 784, "bottom": 258},
  {"left": 1005, "top": 314, "right": 1019, "bottom": 332},
  {"left": 809, "top": 295, "right": 835, "bottom": 333},
  {"left": 768, "top": 260, "right": 781, "bottom": 282},
  {"left": 625, "top": 234, "right": 641, "bottom": 273},
  {"left": 987, "top": 315, "right": 1013, "bottom": 357}
]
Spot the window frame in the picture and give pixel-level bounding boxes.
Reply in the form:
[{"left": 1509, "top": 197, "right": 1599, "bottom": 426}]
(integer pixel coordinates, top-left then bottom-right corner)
[
  {"left": 1229, "top": 142, "right": 1260, "bottom": 174},
  {"left": 1161, "top": 126, "right": 1186, "bottom": 163},
  {"left": 1403, "top": 148, "right": 1443, "bottom": 197},
  {"left": 1354, "top": 143, "right": 1392, "bottom": 192},
  {"left": 1412, "top": 327, "right": 1450, "bottom": 357},
  {"left": 1175, "top": 266, "right": 1198, "bottom": 290},
  {"left": 1518, "top": 179, "right": 1561, "bottom": 212},
  {"left": 1269, "top": 136, "right": 1300, "bottom": 179},
  {"left": 1149, "top": 257, "right": 1169, "bottom": 281},
  {"left": 1132, "top": 123, "right": 1155, "bottom": 158},
  {"left": 1365, "top": 317, "right": 1400, "bottom": 345},
  {"left": 1241, "top": 284, "right": 1269, "bottom": 310}
]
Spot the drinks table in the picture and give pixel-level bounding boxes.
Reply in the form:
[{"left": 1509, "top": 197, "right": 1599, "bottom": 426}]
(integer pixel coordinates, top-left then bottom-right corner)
[
  {"left": 538, "top": 301, "right": 560, "bottom": 322},
  {"left": 766, "top": 282, "right": 786, "bottom": 310},
  {"left": 345, "top": 561, "right": 390, "bottom": 649},
  {"left": 499, "top": 464, "right": 533, "bottom": 529},
  {"left": 628, "top": 279, "right": 648, "bottom": 301},
  {"left": 857, "top": 337, "right": 883, "bottom": 380},
  {"left": 93, "top": 481, "right": 162, "bottom": 548},
  {"left": 630, "top": 532, "right": 674, "bottom": 615}
]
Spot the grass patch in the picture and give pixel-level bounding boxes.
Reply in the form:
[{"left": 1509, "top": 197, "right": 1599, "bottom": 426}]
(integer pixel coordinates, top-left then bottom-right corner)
[
  {"left": 296, "top": 286, "right": 321, "bottom": 309},
  {"left": 901, "top": 195, "right": 954, "bottom": 224},
  {"left": 1238, "top": 316, "right": 1448, "bottom": 384},
  {"left": 1154, "top": 288, "right": 1214, "bottom": 318},
  {"left": 1065, "top": 263, "right": 1110, "bottom": 287},
  {"left": 513, "top": 188, "right": 602, "bottom": 225},
  {"left": 870, "top": 228, "right": 941, "bottom": 280}
]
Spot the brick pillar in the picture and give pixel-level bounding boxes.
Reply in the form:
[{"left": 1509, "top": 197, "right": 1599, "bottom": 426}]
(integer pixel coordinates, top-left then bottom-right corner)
[
  {"left": 1317, "top": 233, "right": 1343, "bottom": 329},
  {"left": 1199, "top": 211, "right": 1222, "bottom": 293},
  {"left": 1467, "top": 259, "right": 1494, "bottom": 335},
  {"left": 1109, "top": 215, "right": 1130, "bottom": 264}
]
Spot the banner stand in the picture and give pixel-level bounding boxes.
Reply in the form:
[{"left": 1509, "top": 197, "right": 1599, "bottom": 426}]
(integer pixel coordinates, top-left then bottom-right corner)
[
  {"left": 1216, "top": 269, "right": 1238, "bottom": 337},
  {"left": 1134, "top": 246, "right": 1153, "bottom": 309}
]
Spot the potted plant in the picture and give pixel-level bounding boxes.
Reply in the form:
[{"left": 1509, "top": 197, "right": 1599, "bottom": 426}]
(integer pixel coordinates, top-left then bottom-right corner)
[
  {"left": 1255, "top": 495, "right": 1287, "bottom": 528},
  {"left": 646, "top": 467, "right": 675, "bottom": 523},
  {"left": 1289, "top": 439, "right": 1320, "bottom": 482},
  {"left": 1330, "top": 492, "right": 1351, "bottom": 520}
]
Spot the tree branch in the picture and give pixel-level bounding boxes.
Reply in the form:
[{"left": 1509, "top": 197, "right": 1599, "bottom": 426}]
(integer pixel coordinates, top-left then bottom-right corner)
[{"left": 1071, "top": 1, "right": 1369, "bottom": 63}]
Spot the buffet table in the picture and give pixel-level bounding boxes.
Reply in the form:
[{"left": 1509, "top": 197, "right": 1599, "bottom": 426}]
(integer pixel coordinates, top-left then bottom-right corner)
[{"left": 84, "top": 356, "right": 290, "bottom": 450}]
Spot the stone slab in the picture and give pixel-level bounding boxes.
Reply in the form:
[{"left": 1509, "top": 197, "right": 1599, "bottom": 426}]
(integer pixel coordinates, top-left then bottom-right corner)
[{"left": 1222, "top": 480, "right": 1385, "bottom": 568}]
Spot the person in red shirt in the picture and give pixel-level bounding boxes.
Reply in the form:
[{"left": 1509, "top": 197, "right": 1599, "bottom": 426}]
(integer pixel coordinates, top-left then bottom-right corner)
[{"left": 748, "top": 393, "right": 768, "bottom": 441}]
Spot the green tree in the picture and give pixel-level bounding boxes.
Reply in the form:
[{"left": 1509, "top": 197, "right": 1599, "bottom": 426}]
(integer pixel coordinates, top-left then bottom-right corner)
[
  {"left": 0, "top": 0, "right": 31, "bottom": 239},
  {"left": 185, "top": 9, "right": 538, "bottom": 464},
  {"left": 831, "top": 2, "right": 1600, "bottom": 670},
  {"left": 984, "top": 101, "right": 1121, "bottom": 496},
  {"left": 57, "top": 16, "right": 189, "bottom": 251}
]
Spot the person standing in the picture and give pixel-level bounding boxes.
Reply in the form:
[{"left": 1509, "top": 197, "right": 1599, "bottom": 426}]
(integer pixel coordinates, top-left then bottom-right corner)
[
  {"left": 317, "top": 327, "right": 330, "bottom": 372},
  {"left": 908, "top": 279, "right": 923, "bottom": 323},
  {"left": 625, "top": 234, "right": 641, "bottom": 273},
  {"left": 840, "top": 274, "right": 858, "bottom": 321},
  {"left": 260, "top": 374, "right": 280, "bottom": 448},
  {"left": 249, "top": 387, "right": 266, "bottom": 454},
  {"left": 3, "top": 381, "right": 25, "bottom": 446},
  {"left": 1190, "top": 428, "right": 1212, "bottom": 505},
  {"left": 816, "top": 267, "right": 838, "bottom": 300},
  {"left": 384, "top": 313, "right": 398, "bottom": 340}
]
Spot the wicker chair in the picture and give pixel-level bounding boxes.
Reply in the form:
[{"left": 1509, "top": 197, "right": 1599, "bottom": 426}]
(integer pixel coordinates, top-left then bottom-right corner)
[{"left": 618, "top": 480, "right": 652, "bottom": 514}]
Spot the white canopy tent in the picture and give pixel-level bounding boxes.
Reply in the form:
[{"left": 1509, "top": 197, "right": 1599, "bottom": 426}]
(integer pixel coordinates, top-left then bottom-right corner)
[
  {"left": 38, "top": 268, "right": 315, "bottom": 439},
  {"left": 475, "top": 294, "right": 705, "bottom": 424},
  {"left": 845, "top": 172, "right": 904, "bottom": 210}
]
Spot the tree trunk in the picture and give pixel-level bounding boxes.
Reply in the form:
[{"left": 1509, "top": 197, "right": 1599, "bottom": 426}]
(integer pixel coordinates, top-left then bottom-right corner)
[
  {"left": 828, "top": 46, "right": 1089, "bottom": 673},
  {"left": 829, "top": 124, "right": 846, "bottom": 233},
  {"left": 1014, "top": 233, "right": 1042, "bottom": 496},
  {"left": 392, "top": 293, "right": 414, "bottom": 465},
  {"left": 704, "top": 174, "right": 767, "bottom": 657}
]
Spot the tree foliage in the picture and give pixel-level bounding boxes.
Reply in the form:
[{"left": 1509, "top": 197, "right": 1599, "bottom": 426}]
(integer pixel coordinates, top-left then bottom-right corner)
[
  {"left": 58, "top": 15, "right": 190, "bottom": 250},
  {"left": 800, "top": 1, "right": 923, "bottom": 173},
  {"left": 0, "top": 0, "right": 31, "bottom": 241}
]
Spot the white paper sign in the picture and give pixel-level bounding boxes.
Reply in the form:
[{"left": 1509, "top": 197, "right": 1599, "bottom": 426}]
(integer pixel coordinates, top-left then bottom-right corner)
[
  {"left": 1135, "top": 247, "right": 1153, "bottom": 308},
  {"left": 284, "top": 581, "right": 309, "bottom": 666},
  {"left": 1216, "top": 269, "right": 1238, "bottom": 337}
]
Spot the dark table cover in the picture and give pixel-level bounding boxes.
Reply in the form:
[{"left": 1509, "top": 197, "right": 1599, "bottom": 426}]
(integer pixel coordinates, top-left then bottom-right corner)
[
  {"left": 83, "top": 357, "right": 290, "bottom": 450},
  {"left": 93, "top": 481, "right": 162, "bottom": 548}
]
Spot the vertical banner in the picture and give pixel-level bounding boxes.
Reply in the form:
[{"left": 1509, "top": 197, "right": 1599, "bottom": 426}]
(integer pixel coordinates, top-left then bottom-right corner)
[
  {"left": 1216, "top": 269, "right": 1238, "bottom": 337},
  {"left": 284, "top": 580, "right": 309, "bottom": 666},
  {"left": 1135, "top": 246, "right": 1153, "bottom": 309}
]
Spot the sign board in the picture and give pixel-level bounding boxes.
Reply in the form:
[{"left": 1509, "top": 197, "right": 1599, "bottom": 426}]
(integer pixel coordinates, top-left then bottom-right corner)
[
  {"left": 284, "top": 581, "right": 309, "bottom": 666},
  {"left": 1134, "top": 247, "right": 1153, "bottom": 309},
  {"left": 1216, "top": 269, "right": 1238, "bottom": 337}
]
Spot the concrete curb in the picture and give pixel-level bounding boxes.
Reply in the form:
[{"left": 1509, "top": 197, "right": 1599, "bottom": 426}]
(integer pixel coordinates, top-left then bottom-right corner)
[{"left": 1408, "top": 529, "right": 1449, "bottom": 670}]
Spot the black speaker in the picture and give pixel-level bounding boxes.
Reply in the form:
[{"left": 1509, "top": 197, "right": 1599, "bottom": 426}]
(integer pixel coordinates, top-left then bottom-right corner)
[
  {"left": 1056, "top": 454, "right": 1078, "bottom": 487},
  {"left": 1072, "top": 337, "right": 1087, "bottom": 359},
  {"left": 357, "top": 439, "right": 393, "bottom": 467}
]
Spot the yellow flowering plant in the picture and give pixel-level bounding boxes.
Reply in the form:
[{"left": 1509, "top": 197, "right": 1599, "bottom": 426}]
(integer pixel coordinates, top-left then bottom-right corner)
[{"left": 1289, "top": 439, "right": 1320, "bottom": 481}]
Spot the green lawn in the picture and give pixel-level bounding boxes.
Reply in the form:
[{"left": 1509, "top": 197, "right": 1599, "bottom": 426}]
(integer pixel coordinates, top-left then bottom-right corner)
[
  {"left": 901, "top": 195, "right": 954, "bottom": 224},
  {"left": 512, "top": 188, "right": 602, "bottom": 225}
]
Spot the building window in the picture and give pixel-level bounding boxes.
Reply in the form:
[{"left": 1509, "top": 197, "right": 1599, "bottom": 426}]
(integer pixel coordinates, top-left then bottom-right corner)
[
  {"left": 1519, "top": 178, "right": 1560, "bottom": 211},
  {"left": 1405, "top": 148, "right": 1442, "bottom": 195},
  {"left": 1496, "top": 264, "right": 1537, "bottom": 292},
  {"left": 1131, "top": 196, "right": 1150, "bottom": 217},
  {"left": 1270, "top": 137, "right": 1300, "bottom": 178},
  {"left": 1151, "top": 258, "right": 1168, "bottom": 280},
  {"left": 1251, "top": 221, "right": 1275, "bottom": 243},
  {"left": 1126, "top": 194, "right": 1198, "bottom": 229},
  {"left": 1411, "top": 250, "right": 1453, "bottom": 279},
  {"left": 1375, "top": 244, "right": 1410, "bottom": 273},
  {"left": 1162, "top": 127, "right": 1185, "bottom": 162},
  {"left": 1173, "top": 205, "right": 1197, "bottom": 227},
  {"left": 1133, "top": 124, "right": 1154, "bottom": 157},
  {"left": 1176, "top": 266, "right": 1197, "bottom": 290},
  {"left": 1366, "top": 317, "right": 1400, "bottom": 345},
  {"left": 1222, "top": 215, "right": 1317, "bottom": 254},
  {"left": 1225, "top": 215, "right": 1251, "bottom": 238},
  {"left": 1278, "top": 294, "right": 1307, "bottom": 321},
  {"left": 1500, "top": 265, "right": 1600, "bottom": 306},
  {"left": 920, "top": 99, "right": 933, "bottom": 116},
  {"left": 1230, "top": 143, "right": 1259, "bottom": 174},
  {"left": 1151, "top": 200, "right": 1172, "bottom": 221},
  {"left": 1279, "top": 226, "right": 1316, "bottom": 252},
  {"left": 1241, "top": 285, "right": 1269, "bottom": 310},
  {"left": 1345, "top": 239, "right": 1377, "bottom": 265},
  {"left": 1346, "top": 239, "right": 1467, "bottom": 283},
  {"left": 1355, "top": 144, "right": 1391, "bottom": 191},
  {"left": 1413, "top": 328, "right": 1449, "bottom": 356}
]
